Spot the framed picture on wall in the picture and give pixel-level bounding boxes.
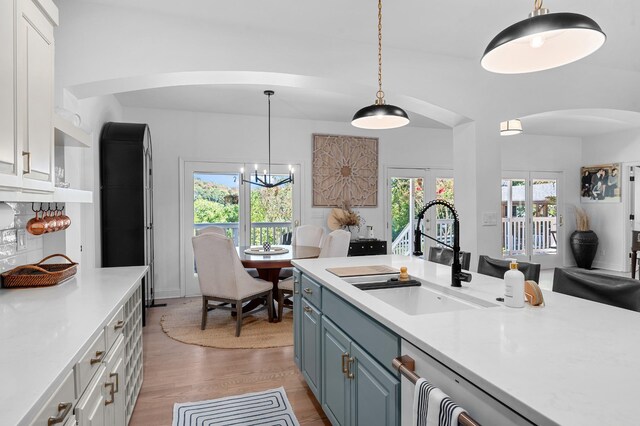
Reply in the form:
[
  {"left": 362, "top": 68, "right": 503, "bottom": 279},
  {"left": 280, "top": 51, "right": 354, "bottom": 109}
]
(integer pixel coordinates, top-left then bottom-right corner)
[{"left": 580, "top": 163, "right": 621, "bottom": 203}]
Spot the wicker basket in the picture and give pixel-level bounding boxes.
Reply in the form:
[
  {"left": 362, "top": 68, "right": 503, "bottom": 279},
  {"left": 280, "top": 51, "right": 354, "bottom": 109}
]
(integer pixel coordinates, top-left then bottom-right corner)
[{"left": 1, "top": 254, "right": 78, "bottom": 288}]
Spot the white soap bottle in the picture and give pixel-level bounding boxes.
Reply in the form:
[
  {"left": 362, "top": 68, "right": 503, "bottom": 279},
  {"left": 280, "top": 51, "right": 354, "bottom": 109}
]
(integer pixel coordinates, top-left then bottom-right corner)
[{"left": 504, "top": 260, "right": 525, "bottom": 308}]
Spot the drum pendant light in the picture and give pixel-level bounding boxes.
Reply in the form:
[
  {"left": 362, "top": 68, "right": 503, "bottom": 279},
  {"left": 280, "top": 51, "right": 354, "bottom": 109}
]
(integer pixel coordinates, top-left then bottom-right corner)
[
  {"left": 481, "top": 0, "right": 605, "bottom": 74},
  {"left": 352, "top": 0, "right": 409, "bottom": 129}
]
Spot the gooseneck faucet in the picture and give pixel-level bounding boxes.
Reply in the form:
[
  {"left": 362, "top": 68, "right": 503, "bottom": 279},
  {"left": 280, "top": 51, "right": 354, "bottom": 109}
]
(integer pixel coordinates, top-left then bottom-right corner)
[{"left": 413, "top": 199, "right": 472, "bottom": 287}]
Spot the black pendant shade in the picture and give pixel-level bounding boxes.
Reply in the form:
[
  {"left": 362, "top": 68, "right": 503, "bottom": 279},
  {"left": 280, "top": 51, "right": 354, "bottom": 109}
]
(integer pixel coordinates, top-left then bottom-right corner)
[
  {"left": 482, "top": 12, "right": 606, "bottom": 74},
  {"left": 352, "top": 103, "right": 410, "bottom": 130}
]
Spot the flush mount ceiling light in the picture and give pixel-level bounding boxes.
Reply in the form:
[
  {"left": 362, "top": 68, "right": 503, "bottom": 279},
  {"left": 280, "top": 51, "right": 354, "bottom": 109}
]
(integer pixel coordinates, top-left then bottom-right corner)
[
  {"left": 241, "top": 90, "right": 294, "bottom": 188},
  {"left": 481, "top": 0, "right": 605, "bottom": 74},
  {"left": 352, "top": 0, "right": 409, "bottom": 130},
  {"left": 500, "top": 119, "right": 523, "bottom": 136}
]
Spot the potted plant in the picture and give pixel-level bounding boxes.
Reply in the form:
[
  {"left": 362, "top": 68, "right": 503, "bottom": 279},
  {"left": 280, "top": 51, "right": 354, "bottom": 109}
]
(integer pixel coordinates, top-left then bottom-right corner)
[
  {"left": 569, "top": 206, "right": 599, "bottom": 269},
  {"left": 331, "top": 202, "right": 362, "bottom": 239}
]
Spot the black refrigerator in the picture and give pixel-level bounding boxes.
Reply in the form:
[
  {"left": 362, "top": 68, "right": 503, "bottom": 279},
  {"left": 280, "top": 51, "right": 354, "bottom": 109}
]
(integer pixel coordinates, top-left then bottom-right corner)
[{"left": 100, "top": 122, "right": 157, "bottom": 324}]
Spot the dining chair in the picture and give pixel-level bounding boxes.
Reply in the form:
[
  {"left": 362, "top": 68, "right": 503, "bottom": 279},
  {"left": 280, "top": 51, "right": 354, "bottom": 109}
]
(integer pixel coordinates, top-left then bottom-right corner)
[
  {"left": 292, "top": 225, "right": 325, "bottom": 248},
  {"left": 553, "top": 267, "right": 640, "bottom": 312},
  {"left": 192, "top": 233, "right": 273, "bottom": 336},
  {"left": 477, "top": 255, "right": 541, "bottom": 282},
  {"left": 196, "top": 226, "right": 226, "bottom": 236},
  {"left": 277, "top": 229, "right": 350, "bottom": 321},
  {"left": 428, "top": 246, "right": 471, "bottom": 270}
]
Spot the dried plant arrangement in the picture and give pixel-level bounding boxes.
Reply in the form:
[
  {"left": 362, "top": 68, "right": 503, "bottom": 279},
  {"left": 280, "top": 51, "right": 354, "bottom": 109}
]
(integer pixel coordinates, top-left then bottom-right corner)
[{"left": 574, "top": 206, "right": 590, "bottom": 231}]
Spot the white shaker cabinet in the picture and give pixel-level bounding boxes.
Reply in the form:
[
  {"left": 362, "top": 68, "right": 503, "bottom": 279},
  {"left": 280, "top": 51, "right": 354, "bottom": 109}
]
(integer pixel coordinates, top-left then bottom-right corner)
[
  {"left": 75, "top": 365, "right": 107, "bottom": 426},
  {"left": 0, "top": 0, "right": 20, "bottom": 188},
  {"left": 16, "top": 0, "right": 58, "bottom": 191}
]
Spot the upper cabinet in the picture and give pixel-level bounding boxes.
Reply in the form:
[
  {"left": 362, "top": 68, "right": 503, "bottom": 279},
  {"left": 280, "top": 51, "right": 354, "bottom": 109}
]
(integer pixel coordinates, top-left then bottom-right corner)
[
  {"left": 0, "top": 0, "right": 19, "bottom": 188},
  {"left": 16, "top": 0, "right": 58, "bottom": 191},
  {"left": 0, "top": 0, "right": 91, "bottom": 202}
]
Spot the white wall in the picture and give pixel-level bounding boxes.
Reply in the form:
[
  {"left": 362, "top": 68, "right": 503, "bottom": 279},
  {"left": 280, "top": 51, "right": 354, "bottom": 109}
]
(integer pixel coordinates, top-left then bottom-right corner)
[
  {"left": 122, "top": 106, "right": 452, "bottom": 298},
  {"left": 581, "top": 129, "right": 640, "bottom": 271},
  {"left": 501, "top": 134, "right": 583, "bottom": 267}
]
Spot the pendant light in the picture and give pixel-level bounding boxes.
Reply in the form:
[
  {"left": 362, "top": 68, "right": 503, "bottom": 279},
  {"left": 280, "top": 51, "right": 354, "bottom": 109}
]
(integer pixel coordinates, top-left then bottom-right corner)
[
  {"left": 500, "top": 119, "right": 523, "bottom": 136},
  {"left": 352, "top": 0, "right": 409, "bottom": 130},
  {"left": 241, "top": 90, "right": 294, "bottom": 188},
  {"left": 482, "top": 0, "right": 605, "bottom": 74}
]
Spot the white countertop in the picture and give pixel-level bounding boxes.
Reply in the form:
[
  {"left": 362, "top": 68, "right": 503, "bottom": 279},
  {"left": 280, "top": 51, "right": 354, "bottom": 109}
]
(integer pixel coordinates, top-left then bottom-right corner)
[
  {"left": 292, "top": 255, "right": 640, "bottom": 426},
  {"left": 0, "top": 266, "right": 148, "bottom": 426}
]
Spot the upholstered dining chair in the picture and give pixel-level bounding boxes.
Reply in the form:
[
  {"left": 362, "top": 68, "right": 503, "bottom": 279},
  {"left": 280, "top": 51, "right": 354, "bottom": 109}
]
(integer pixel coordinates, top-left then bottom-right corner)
[
  {"left": 277, "top": 229, "right": 350, "bottom": 321},
  {"left": 192, "top": 233, "right": 273, "bottom": 336},
  {"left": 477, "top": 255, "right": 541, "bottom": 282},
  {"left": 196, "top": 226, "right": 226, "bottom": 236},
  {"left": 292, "top": 225, "right": 325, "bottom": 248},
  {"left": 428, "top": 246, "right": 471, "bottom": 270}
]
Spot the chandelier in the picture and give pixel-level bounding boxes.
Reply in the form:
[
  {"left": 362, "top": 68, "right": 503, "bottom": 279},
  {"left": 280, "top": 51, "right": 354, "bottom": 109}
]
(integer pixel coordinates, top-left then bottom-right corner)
[{"left": 241, "top": 90, "right": 294, "bottom": 188}]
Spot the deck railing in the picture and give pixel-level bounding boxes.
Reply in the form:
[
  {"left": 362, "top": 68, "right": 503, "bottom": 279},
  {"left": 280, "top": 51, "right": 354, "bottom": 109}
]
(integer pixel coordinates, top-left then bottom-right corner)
[
  {"left": 391, "top": 218, "right": 455, "bottom": 256},
  {"left": 194, "top": 222, "right": 292, "bottom": 246},
  {"left": 502, "top": 217, "right": 557, "bottom": 254}
]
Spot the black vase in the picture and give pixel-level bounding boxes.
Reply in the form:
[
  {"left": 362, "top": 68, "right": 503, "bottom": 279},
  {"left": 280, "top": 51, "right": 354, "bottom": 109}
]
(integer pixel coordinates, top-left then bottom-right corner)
[{"left": 569, "top": 230, "right": 599, "bottom": 269}]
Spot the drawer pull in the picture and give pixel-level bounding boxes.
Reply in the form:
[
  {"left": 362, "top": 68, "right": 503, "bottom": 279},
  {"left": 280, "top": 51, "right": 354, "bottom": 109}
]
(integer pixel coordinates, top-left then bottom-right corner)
[
  {"left": 114, "top": 320, "right": 125, "bottom": 330},
  {"left": 104, "top": 382, "right": 115, "bottom": 405},
  {"left": 303, "top": 288, "right": 313, "bottom": 294},
  {"left": 347, "top": 357, "right": 355, "bottom": 379},
  {"left": 90, "top": 350, "right": 105, "bottom": 365},
  {"left": 303, "top": 306, "right": 313, "bottom": 313},
  {"left": 110, "top": 372, "right": 119, "bottom": 392},
  {"left": 47, "top": 402, "right": 72, "bottom": 426},
  {"left": 341, "top": 353, "right": 349, "bottom": 375}
]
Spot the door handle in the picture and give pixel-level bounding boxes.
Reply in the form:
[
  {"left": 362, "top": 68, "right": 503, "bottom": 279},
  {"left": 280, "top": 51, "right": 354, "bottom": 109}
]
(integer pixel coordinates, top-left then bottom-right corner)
[
  {"left": 303, "top": 288, "right": 313, "bottom": 295},
  {"left": 22, "top": 151, "right": 31, "bottom": 174},
  {"left": 104, "top": 382, "right": 115, "bottom": 405},
  {"left": 559, "top": 214, "right": 564, "bottom": 226},
  {"left": 90, "top": 351, "right": 105, "bottom": 365},
  {"left": 347, "top": 357, "right": 355, "bottom": 379},
  {"left": 110, "top": 372, "right": 119, "bottom": 393},
  {"left": 341, "top": 353, "right": 349, "bottom": 375},
  {"left": 47, "top": 402, "right": 72, "bottom": 426},
  {"left": 303, "top": 306, "right": 312, "bottom": 313}
]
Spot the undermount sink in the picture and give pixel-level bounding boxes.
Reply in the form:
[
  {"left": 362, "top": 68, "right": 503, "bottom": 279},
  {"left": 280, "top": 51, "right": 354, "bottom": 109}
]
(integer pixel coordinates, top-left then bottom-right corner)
[{"left": 343, "top": 274, "right": 498, "bottom": 315}]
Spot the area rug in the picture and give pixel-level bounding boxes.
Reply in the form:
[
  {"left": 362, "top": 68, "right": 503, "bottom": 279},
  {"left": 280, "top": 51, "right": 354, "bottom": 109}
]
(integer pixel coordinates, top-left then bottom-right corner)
[
  {"left": 172, "top": 387, "right": 300, "bottom": 426},
  {"left": 161, "top": 298, "right": 293, "bottom": 349}
]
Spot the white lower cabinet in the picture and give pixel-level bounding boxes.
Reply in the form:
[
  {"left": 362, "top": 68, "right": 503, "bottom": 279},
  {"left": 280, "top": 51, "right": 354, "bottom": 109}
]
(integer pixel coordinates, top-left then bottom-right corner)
[
  {"left": 75, "top": 365, "right": 107, "bottom": 426},
  {"left": 29, "top": 369, "right": 76, "bottom": 426},
  {"left": 104, "top": 336, "right": 125, "bottom": 426}
]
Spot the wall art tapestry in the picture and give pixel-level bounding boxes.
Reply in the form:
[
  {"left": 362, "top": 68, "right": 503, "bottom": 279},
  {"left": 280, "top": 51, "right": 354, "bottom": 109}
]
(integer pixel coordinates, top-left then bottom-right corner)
[
  {"left": 580, "top": 163, "right": 621, "bottom": 203},
  {"left": 312, "top": 134, "right": 378, "bottom": 207}
]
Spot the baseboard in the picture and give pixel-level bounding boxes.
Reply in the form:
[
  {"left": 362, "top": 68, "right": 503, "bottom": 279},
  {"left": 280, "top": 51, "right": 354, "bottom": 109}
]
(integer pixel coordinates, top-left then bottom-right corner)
[{"left": 154, "top": 289, "right": 182, "bottom": 300}]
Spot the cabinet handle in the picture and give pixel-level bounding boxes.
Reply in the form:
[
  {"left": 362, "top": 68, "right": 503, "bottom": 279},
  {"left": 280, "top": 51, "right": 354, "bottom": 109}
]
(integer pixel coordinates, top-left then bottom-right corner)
[
  {"left": 347, "top": 357, "right": 355, "bottom": 379},
  {"left": 47, "top": 402, "right": 72, "bottom": 426},
  {"left": 341, "top": 353, "right": 349, "bottom": 375},
  {"left": 104, "top": 382, "right": 115, "bottom": 405},
  {"left": 303, "top": 288, "right": 313, "bottom": 294},
  {"left": 22, "top": 151, "right": 31, "bottom": 174},
  {"left": 114, "top": 320, "right": 125, "bottom": 330},
  {"left": 293, "top": 278, "right": 299, "bottom": 294},
  {"left": 303, "top": 306, "right": 312, "bottom": 313},
  {"left": 110, "top": 372, "right": 119, "bottom": 393},
  {"left": 90, "top": 350, "right": 105, "bottom": 365}
]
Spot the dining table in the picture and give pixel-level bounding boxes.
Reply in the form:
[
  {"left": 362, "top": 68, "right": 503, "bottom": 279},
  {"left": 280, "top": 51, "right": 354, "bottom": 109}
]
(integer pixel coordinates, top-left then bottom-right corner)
[{"left": 237, "top": 244, "right": 321, "bottom": 319}]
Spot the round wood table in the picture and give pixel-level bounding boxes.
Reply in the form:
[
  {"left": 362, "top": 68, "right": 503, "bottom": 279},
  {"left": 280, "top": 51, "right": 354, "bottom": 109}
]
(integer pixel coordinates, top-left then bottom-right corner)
[{"left": 237, "top": 245, "right": 321, "bottom": 319}]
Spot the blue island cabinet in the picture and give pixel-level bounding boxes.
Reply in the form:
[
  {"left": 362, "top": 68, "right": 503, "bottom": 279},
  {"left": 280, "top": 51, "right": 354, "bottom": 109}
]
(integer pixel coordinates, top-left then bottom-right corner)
[{"left": 293, "top": 270, "right": 400, "bottom": 426}]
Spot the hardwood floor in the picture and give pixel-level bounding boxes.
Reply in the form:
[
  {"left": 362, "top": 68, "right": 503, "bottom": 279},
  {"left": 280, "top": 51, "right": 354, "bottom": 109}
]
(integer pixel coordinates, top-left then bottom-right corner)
[{"left": 130, "top": 298, "right": 330, "bottom": 425}]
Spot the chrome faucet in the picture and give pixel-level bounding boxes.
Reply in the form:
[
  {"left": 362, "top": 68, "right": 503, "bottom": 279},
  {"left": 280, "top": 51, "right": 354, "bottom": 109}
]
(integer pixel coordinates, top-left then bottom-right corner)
[{"left": 413, "top": 199, "right": 472, "bottom": 287}]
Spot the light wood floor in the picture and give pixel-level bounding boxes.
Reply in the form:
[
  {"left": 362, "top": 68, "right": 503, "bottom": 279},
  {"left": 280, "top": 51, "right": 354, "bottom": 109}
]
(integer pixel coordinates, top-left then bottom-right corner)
[{"left": 130, "top": 298, "right": 330, "bottom": 425}]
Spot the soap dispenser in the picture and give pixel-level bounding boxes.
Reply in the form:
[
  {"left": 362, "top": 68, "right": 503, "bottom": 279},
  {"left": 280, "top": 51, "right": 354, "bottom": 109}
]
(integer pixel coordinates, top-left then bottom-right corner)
[{"left": 504, "top": 259, "right": 525, "bottom": 308}]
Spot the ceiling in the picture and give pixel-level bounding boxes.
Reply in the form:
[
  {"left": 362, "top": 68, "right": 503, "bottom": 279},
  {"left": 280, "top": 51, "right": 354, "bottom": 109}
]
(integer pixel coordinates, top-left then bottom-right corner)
[
  {"left": 77, "top": 0, "right": 640, "bottom": 133},
  {"left": 520, "top": 109, "right": 640, "bottom": 137}
]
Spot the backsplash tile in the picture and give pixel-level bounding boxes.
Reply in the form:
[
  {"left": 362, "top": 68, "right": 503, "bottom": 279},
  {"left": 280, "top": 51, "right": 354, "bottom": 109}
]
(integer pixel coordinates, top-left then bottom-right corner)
[{"left": 0, "top": 202, "right": 55, "bottom": 273}]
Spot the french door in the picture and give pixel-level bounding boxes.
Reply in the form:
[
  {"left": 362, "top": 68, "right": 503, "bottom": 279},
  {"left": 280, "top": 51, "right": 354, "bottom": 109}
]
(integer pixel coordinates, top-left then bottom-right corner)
[
  {"left": 386, "top": 168, "right": 454, "bottom": 256},
  {"left": 181, "top": 161, "right": 300, "bottom": 297},
  {"left": 501, "top": 171, "right": 563, "bottom": 268}
]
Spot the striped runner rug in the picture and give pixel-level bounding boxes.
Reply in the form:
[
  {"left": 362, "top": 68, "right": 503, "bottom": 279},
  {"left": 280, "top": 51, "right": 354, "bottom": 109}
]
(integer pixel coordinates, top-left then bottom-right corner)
[{"left": 172, "top": 387, "right": 300, "bottom": 426}]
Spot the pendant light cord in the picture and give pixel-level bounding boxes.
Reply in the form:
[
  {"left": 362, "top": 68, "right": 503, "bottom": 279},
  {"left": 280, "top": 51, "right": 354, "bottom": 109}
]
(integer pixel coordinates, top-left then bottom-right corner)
[
  {"left": 376, "top": 0, "right": 385, "bottom": 106},
  {"left": 267, "top": 91, "right": 271, "bottom": 177}
]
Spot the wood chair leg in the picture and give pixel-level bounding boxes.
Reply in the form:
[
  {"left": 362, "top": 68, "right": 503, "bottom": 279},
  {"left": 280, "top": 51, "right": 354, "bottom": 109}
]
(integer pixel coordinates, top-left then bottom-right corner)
[
  {"left": 201, "top": 296, "right": 207, "bottom": 330},
  {"left": 235, "top": 301, "right": 243, "bottom": 337},
  {"left": 277, "top": 290, "right": 284, "bottom": 323},
  {"left": 267, "top": 291, "right": 274, "bottom": 323}
]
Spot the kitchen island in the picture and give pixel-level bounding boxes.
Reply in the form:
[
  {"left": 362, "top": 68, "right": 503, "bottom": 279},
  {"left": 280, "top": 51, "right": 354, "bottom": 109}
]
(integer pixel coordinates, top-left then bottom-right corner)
[
  {"left": 0, "top": 266, "right": 147, "bottom": 426},
  {"left": 292, "top": 255, "right": 640, "bottom": 426}
]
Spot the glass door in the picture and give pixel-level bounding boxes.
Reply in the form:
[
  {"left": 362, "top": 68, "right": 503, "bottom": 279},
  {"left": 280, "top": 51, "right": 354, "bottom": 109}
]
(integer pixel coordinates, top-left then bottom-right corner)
[{"left": 502, "top": 171, "right": 563, "bottom": 268}]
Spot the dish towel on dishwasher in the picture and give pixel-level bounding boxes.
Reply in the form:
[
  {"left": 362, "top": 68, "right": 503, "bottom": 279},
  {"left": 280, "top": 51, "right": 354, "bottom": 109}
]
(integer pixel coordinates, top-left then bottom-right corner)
[{"left": 414, "top": 378, "right": 466, "bottom": 426}]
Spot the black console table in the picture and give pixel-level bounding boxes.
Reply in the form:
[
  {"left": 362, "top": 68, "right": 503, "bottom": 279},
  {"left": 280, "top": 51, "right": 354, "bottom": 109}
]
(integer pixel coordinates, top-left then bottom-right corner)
[{"left": 348, "top": 239, "right": 388, "bottom": 256}]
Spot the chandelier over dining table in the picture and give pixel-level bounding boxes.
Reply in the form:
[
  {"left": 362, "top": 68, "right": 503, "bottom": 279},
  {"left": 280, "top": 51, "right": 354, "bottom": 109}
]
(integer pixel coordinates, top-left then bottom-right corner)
[{"left": 241, "top": 90, "right": 294, "bottom": 189}]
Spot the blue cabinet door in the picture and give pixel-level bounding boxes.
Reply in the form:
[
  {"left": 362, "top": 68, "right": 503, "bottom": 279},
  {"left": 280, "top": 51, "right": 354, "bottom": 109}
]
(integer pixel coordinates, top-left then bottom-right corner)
[
  {"left": 293, "top": 270, "right": 302, "bottom": 369},
  {"left": 301, "top": 298, "right": 322, "bottom": 399},
  {"left": 350, "top": 342, "right": 399, "bottom": 426},
  {"left": 321, "top": 317, "right": 351, "bottom": 426}
]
